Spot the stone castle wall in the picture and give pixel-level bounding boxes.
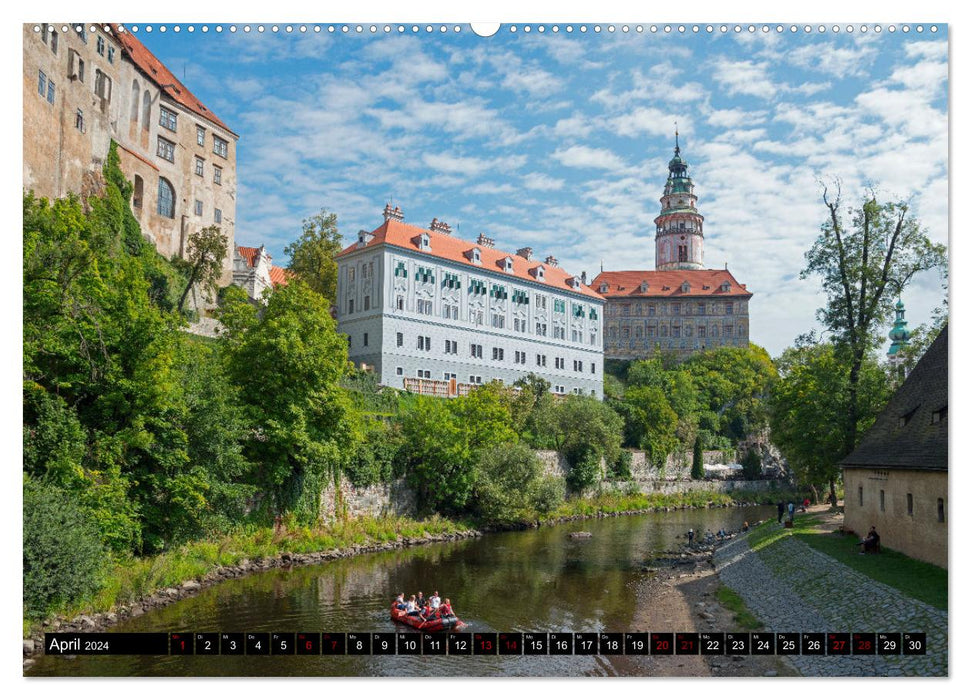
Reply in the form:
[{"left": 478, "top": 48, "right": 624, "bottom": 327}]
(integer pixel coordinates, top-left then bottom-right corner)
[{"left": 320, "top": 449, "right": 784, "bottom": 521}]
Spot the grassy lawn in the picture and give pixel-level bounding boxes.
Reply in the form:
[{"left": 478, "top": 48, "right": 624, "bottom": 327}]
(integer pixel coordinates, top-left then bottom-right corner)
[
  {"left": 747, "top": 515, "right": 947, "bottom": 611},
  {"left": 714, "top": 584, "right": 761, "bottom": 629}
]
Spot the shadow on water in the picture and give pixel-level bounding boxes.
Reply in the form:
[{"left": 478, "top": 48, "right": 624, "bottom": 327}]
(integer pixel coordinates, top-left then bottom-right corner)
[{"left": 28, "top": 506, "right": 772, "bottom": 677}]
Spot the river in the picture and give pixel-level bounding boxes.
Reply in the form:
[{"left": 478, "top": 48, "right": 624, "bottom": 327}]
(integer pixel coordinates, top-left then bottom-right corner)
[{"left": 28, "top": 505, "right": 773, "bottom": 677}]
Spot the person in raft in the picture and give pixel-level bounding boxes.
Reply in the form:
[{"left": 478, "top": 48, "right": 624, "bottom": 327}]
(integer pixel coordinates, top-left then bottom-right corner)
[
  {"left": 394, "top": 593, "right": 406, "bottom": 611},
  {"left": 405, "top": 595, "right": 419, "bottom": 614},
  {"left": 439, "top": 598, "right": 454, "bottom": 617},
  {"left": 417, "top": 591, "right": 426, "bottom": 608},
  {"left": 429, "top": 591, "right": 441, "bottom": 610}
]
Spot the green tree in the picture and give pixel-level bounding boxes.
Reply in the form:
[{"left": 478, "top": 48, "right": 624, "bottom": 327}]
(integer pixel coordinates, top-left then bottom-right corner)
[
  {"left": 804, "top": 185, "right": 946, "bottom": 454},
  {"left": 474, "top": 443, "right": 546, "bottom": 523},
  {"left": 226, "top": 279, "right": 353, "bottom": 517},
  {"left": 691, "top": 436, "right": 705, "bottom": 479},
  {"left": 623, "top": 385, "right": 679, "bottom": 467},
  {"left": 399, "top": 396, "right": 475, "bottom": 514},
  {"left": 550, "top": 395, "right": 623, "bottom": 491},
  {"left": 681, "top": 345, "right": 777, "bottom": 441},
  {"left": 740, "top": 448, "right": 762, "bottom": 480},
  {"left": 177, "top": 225, "right": 229, "bottom": 313},
  {"left": 770, "top": 342, "right": 890, "bottom": 504},
  {"left": 513, "top": 373, "right": 558, "bottom": 448},
  {"left": 284, "top": 208, "right": 343, "bottom": 306}
]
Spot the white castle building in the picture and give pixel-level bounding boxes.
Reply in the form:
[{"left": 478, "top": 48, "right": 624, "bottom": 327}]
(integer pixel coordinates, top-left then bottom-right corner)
[{"left": 336, "top": 205, "right": 605, "bottom": 398}]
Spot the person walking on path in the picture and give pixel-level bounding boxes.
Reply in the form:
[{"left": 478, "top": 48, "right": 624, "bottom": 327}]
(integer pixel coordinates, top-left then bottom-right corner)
[
  {"left": 777, "top": 500, "right": 785, "bottom": 524},
  {"left": 787, "top": 501, "right": 795, "bottom": 522}
]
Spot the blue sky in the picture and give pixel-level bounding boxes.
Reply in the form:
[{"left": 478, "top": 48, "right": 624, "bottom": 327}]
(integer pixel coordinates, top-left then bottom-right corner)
[{"left": 139, "top": 23, "right": 948, "bottom": 356}]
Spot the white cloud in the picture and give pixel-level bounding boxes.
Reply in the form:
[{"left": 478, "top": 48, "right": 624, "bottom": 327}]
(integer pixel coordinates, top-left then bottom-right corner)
[
  {"left": 421, "top": 153, "right": 526, "bottom": 177},
  {"left": 711, "top": 59, "right": 777, "bottom": 99},
  {"left": 522, "top": 173, "right": 565, "bottom": 191},
  {"left": 552, "top": 145, "right": 629, "bottom": 171},
  {"left": 610, "top": 108, "right": 689, "bottom": 138},
  {"left": 787, "top": 43, "right": 878, "bottom": 79}
]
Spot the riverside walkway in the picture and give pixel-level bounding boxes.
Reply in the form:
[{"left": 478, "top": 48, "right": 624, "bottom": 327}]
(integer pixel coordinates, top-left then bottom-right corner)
[{"left": 713, "top": 527, "right": 947, "bottom": 676}]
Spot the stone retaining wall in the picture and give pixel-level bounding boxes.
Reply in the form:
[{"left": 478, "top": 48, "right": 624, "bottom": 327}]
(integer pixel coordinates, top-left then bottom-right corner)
[
  {"left": 322, "top": 451, "right": 784, "bottom": 521},
  {"left": 319, "top": 475, "right": 416, "bottom": 522}
]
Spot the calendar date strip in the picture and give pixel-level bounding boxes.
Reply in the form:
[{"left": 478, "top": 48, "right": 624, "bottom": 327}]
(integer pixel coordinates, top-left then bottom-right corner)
[{"left": 44, "top": 632, "right": 927, "bottom": 656}]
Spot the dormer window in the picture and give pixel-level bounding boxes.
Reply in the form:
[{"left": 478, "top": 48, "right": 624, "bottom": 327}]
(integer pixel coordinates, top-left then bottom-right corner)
[
  {"left": 568, "top": 277, "right": 581, "bottom": 290},
  {"left": 356, "top": 229, "right": 374, "bottom": 248},
  {"left": 419, "top": 233, "right": 431, "bottom": 251},
  {"left": 681, "top": 281, "right": 691, "bottom": 293},
  {"left": 640, "top": 281, "right": 649, "bottom": 293},
  {"left": 599, "top": 282, "right": 609, "bottom": 293},
  {"left": 468, "top": 247, "right": 482, "bottom": 265},
  {"left": 502, "top": 256, "right": 514, "bottom": 273},
  {"left": 535, "top": 265, "right": 546, "bottom": 281},
  {"left": 721, "top": 281, "right": 731, "bottom": 292}
]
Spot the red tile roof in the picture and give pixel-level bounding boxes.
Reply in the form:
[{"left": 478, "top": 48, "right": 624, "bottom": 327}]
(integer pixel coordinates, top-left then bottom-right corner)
[
  {"left": 338, "top": 218, "right": 603, "bottom": 300},
  {"left": 110, "top": 24, "right": 236, "bottom": 136},
  {"left": 236, "top": 245, "right": 292, "bottom": 287},
  {"left": 269, "top": 265, "right": 292, "bottom": 287},
  {"left": 236, "top": 245, "right": 264, "bottom": 268},
  {"left": 592, "top": 269, "right": 752, "bottom": 298}
]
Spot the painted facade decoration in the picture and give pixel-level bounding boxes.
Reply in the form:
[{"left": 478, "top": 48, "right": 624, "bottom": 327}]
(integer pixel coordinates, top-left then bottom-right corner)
[{"left": 336, "top": 205, "right": 605, "bottom": 398}]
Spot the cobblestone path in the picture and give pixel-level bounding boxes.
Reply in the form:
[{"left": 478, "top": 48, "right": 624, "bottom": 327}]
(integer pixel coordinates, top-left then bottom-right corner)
[{"left": 713, "top": 532, "right": 947, "bottom": 676}]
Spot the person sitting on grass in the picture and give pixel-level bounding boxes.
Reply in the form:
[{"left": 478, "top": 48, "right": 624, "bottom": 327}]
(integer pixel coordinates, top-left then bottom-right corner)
[{"left": 859, "top": 526, "right": 880, "bottom": 554}]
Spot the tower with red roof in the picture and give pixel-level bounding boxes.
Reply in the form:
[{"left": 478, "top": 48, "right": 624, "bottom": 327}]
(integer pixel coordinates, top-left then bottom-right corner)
[{"left": 592, "top": 138, "right": 752, "bottom": 361}]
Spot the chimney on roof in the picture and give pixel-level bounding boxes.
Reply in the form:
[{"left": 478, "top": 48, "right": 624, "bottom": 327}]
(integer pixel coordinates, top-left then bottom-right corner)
[
  {"left": 516, "top": 246, "right": 533, "bottom": 260},
  {"left": 581, "top": 271, "right": 587, "bottom": 285},
  {"left": 429, "top": 218, "right": 452, "bottom": 235},
  {"left": 545, "top": 255, "right": 558, "bottom": 267},
  {"left": 477, "top": 233, "right": 495, "bottom": 248},
  {"left": 383, "top": 204, "right": 404, "bottom": 222}
]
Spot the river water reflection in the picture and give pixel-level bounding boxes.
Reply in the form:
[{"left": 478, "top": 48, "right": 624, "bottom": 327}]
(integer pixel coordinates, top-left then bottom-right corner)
[{"left": 29, "top": 506, "right": 773, "bottom": 677}]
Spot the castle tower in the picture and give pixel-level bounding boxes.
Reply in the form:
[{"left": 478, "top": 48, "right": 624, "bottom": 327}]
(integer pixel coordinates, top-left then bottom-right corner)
[
  {"left": 654, "top": 130, "right": 704, "bottom": 271},
  {"left": 887, "top": 299, "right": 912, "bottom": 380}
]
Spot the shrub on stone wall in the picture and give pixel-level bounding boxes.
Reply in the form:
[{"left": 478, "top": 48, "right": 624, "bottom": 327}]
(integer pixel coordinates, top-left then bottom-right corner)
[
  {"left": 741, "top": 448, "right": 763, "bottom": 480},
  {"left": 691, "top": 436, "right": 705, "bottom": 480},
  {"left": 474, "top": 443, "right": 545, "bottom": 523},
  {"left": 609, "top": 450, "right": 633, "bottom": 480}
]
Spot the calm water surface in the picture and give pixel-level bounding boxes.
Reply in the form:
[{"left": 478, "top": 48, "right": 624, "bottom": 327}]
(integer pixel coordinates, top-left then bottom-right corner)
[{"left": 29, "top": 506, "right": 772, "bottom": 677}]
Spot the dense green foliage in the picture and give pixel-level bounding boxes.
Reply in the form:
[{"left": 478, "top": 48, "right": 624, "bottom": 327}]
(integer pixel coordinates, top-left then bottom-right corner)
[
  {"left": 474, "top": 443, "right": 563, "bottom": 523},
  {"left": 284, "top": 208, "right": 343, "bottom": 306},
  {"left": 23, "top": 479, "right": 106, "bottom": 617},
  {"left": 691, "top": 436, "right": 705, "bottom": 480},
  {"left": 606, "top": 345, "right": 777, "bottom": 463},
  {"left": 740, "top": 448, "right": 762, "bottom": 480},
  {"left": 769, "top": 342, "right": 890, "bottom": 500}
]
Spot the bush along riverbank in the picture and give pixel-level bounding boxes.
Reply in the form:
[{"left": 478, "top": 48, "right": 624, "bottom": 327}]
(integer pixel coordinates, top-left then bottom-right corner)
[{"left": 24, "top": 489, "right": 797, "bottom": 659}]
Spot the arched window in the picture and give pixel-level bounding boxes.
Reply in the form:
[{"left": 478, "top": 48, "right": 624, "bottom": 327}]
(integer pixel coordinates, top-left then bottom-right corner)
[
  {"left": 133, "top": 174, "right": 143, "bottom": 209},
  {"left": 142, "top": 89, "right": 151, "bottom": 131},
  {"left": 157, "top": 177, "right": 175, "bottom": 218},
  {"left": 130, "top": 80, "right": 140, "bottom": 122}
]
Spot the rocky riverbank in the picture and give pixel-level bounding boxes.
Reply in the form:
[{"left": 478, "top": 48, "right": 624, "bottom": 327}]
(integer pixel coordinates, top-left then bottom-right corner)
[
  {"left": 24, "top": 498, "right": 780, "bottom": 669},
  {"left": 23, "top": 529, "right": 481, "bottom": 667},
  {"left": 617, "top": 520, "right": 796, "bottom": 677}
]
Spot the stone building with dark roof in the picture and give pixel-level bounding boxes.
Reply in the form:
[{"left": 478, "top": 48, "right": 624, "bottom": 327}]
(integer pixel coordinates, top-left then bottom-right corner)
[
  {"left": 841, "top": 325, "right": 948, "bottom": 568},
  {"left": 593, "top": 137, "right": 752, "bottom": 360}
]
